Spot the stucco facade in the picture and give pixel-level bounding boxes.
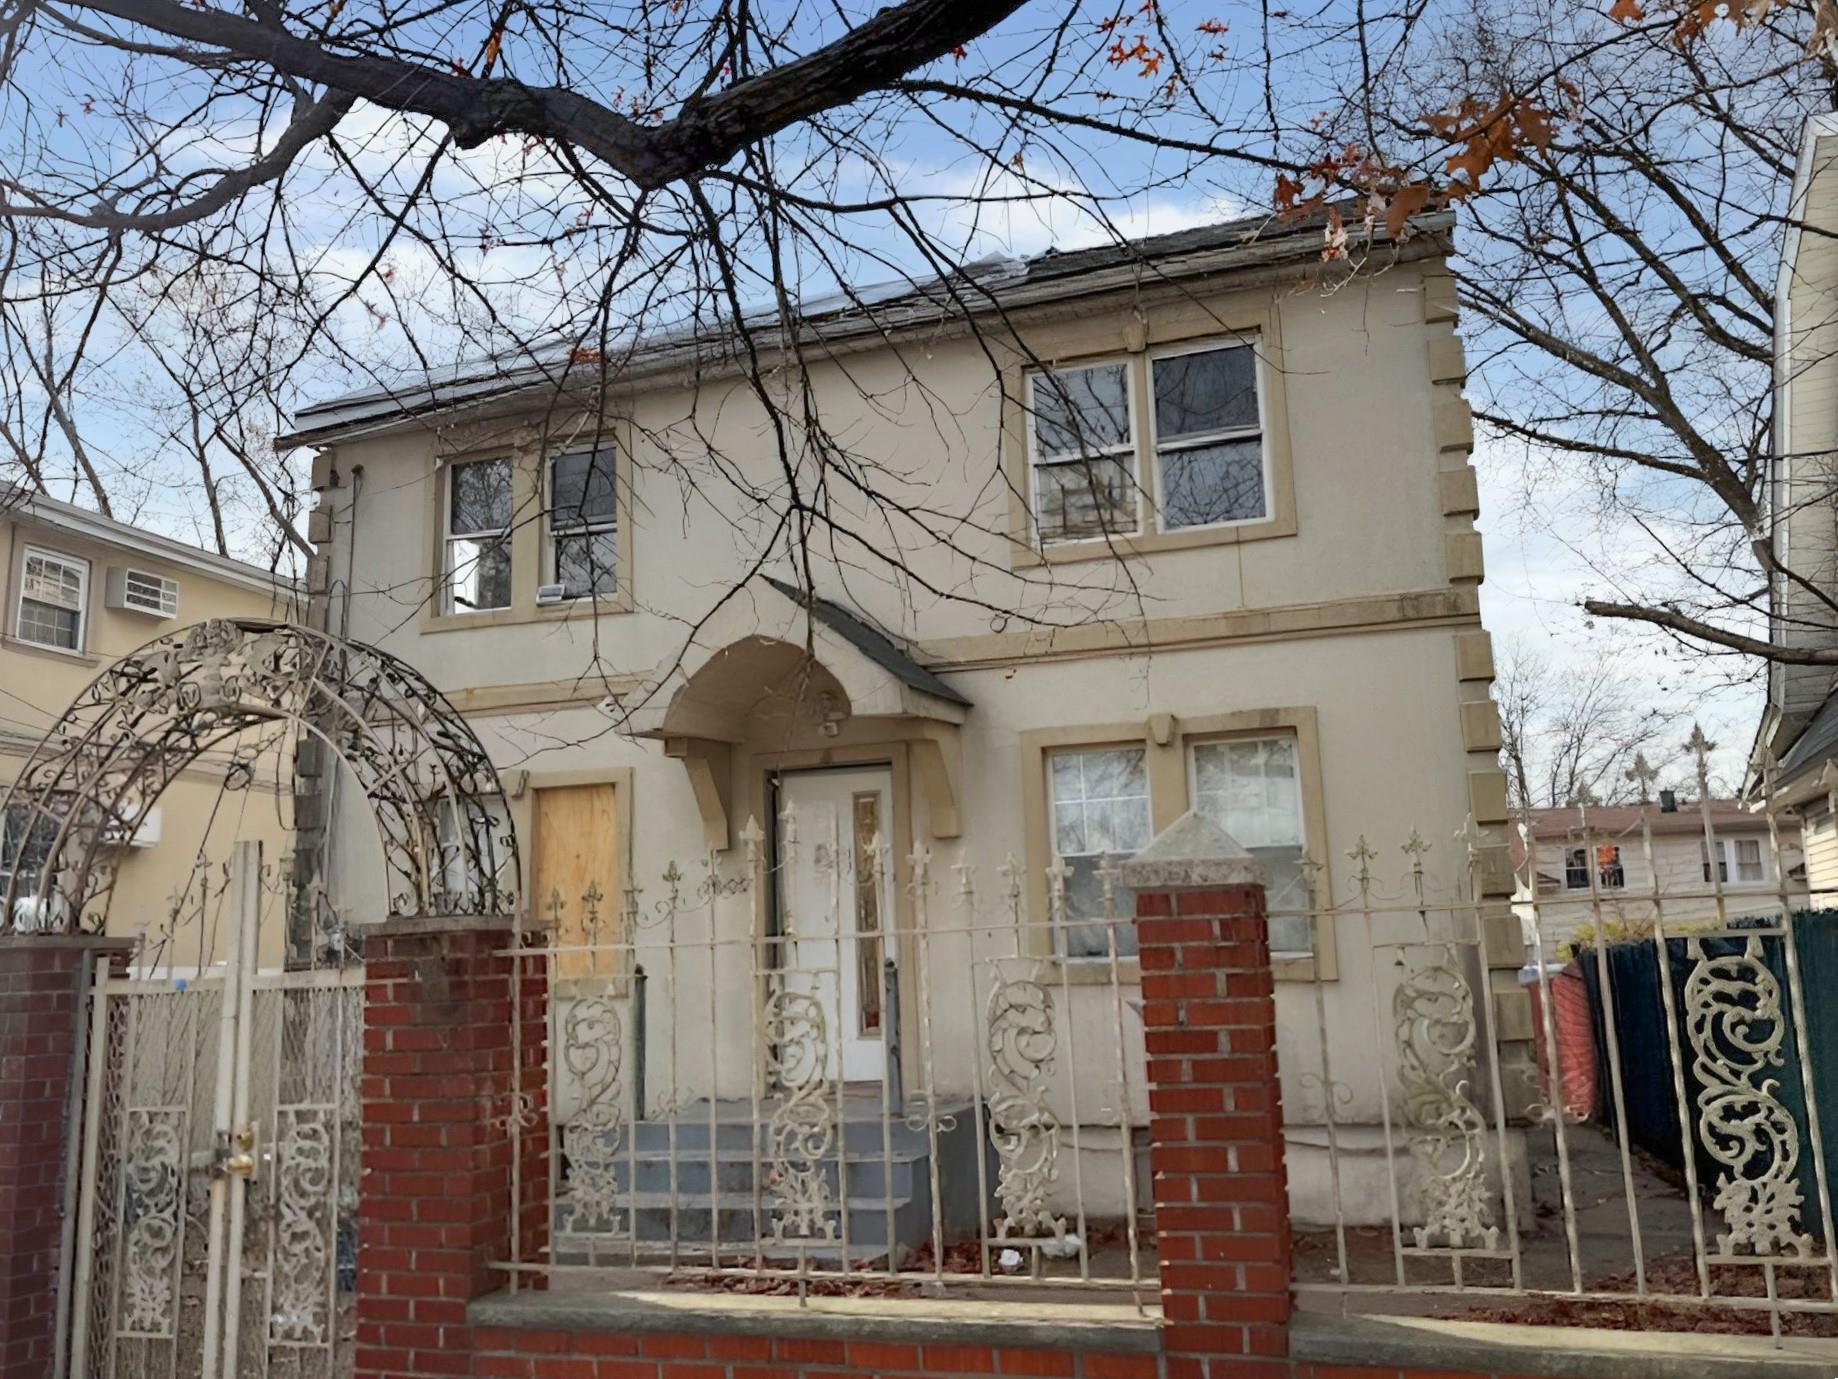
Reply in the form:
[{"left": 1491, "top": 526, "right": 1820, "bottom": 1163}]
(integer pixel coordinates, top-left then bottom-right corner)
[
  {"left": 296, "top": 216, "right": 1521, "bottom": 1226},
  {"left": 0, "top": 490, "right": 298, "bottom": 965}
]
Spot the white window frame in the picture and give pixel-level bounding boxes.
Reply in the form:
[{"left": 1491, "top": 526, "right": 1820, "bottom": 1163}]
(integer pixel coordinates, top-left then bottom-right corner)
[
  {"left": 1734, "top": 836, "right": 1766, "bottom": 884},
  {"left": 1045, "top": 741, "right": 1153, "bottom": 958},
  {"left": 1185, "top": 731, "right": 1310, "bottom": 955},
  {"left": 547, "top": 446, "right": 619, "bottom": 600},
  {"left": 1147, "top": 336, "right": 1270, "bottom": 535},
  {"left": 442, "top": 456, "right": 513, "bottom": 615},
  {"left": 1024, "top": 356, "right": 1142, "bottom": 547},
  {"left": 1700, "top": 838, "right": 1731, "bottom": 884},
  {"left": 15, "top": 546, "right": 89, "bottom": 653},
  {"left": 1563, "top": 844, "right": 1624, "bottom": 891}
]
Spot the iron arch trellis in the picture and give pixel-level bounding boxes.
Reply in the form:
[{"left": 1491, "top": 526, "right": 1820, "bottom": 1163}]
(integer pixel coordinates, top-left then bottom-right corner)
[{"left": 0, "top": 617, "right": 520, "bottom": 934}]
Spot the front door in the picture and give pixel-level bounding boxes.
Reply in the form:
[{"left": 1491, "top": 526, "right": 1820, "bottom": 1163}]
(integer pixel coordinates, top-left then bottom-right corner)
[{"left": 776, "top": 767, "right": 895, "bottom": 1084}]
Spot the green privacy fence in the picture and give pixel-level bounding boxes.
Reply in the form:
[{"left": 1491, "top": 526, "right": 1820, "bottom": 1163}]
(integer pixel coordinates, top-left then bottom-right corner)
[{"left": 1577, "top": 909, "right": 1838, "bottom": 1244}]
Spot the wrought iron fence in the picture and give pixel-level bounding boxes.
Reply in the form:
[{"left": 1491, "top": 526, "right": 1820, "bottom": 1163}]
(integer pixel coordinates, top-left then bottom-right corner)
[
  {"left": 502, "top": 803, "right": 1155, "bottom": 1300},
  {"left": 1286, "top": 734, "right": 1838, "bottom": 1344}
]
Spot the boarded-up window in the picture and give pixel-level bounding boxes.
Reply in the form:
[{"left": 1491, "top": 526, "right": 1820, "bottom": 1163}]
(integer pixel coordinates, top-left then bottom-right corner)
[{"left": 534, "top": 782, "right": 620, "bottom": 979}]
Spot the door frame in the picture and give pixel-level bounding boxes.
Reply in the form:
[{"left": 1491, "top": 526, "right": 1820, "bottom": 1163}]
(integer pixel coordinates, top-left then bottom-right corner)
[{"left": 748, "top": 743, "right": 919, "bottom": 1100}]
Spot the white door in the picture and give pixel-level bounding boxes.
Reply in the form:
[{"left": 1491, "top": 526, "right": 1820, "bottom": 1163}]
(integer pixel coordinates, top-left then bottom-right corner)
[{"left": 777, "top": 767, "right": 895, "bottom": 1084}]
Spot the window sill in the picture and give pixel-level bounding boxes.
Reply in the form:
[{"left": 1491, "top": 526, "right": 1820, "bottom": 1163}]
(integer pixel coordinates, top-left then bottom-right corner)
[
  {"left": 2, "top": 635, "right": 98, "bottom": 666},
  {"left": 1013, "top": 511, "right": 1297, "bottom": 568},
  {"left": 470, "top": 1284, "right": 1162, "bottom": 1352},
  {"left": 424, "top": 592, "right": 635, "bottom": 634}
]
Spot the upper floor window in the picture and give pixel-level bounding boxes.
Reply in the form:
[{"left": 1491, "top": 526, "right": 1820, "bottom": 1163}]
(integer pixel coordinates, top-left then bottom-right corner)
[
  {"left": 548, "top": 446, "right": 618, "bottom": 599},
  {"left": 1736, "top": 837, "right": 1765, "bottom": 882},
  {"left": 1047, "top": 744, "right": 1151, "bottom": 958},
  {"left": 1565, "top": 844, "right": 1624, "bottom": 890},
  {"left": 16, "top": 548, "right": 87, "bottom": 652},
  {"left": 1151, "top": 343, "right": 1265, "bottom": 529},
  {"left": 1028, "top": 361, "right": 1136, "bottom": 544},
  {"left": 1025, "top": 338, "right": 1266, "bottom": 546},
  {"left": 444, "top": 457, "right": 512, "bottom": 614},
  {"left": 1190, "top": 734, "right": 1308, "bottom": 954}
]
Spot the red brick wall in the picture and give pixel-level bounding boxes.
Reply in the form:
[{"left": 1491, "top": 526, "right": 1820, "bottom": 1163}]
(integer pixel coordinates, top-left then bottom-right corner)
[
  {"left": 0, "top": 937, "right": 128, "bottom": 1379},
  {"left": 1136, "top": 884, "right": 1290, "bottom": 1379},
  {"left": 468, "top": 1329, "right": 1161, "bottom": 1378},
  {"left": 351, "top": 896, "right": 1523, "bottom": 1379},
  {"left": 357, "top": 923, "right": 549, "bottom": 1379}
]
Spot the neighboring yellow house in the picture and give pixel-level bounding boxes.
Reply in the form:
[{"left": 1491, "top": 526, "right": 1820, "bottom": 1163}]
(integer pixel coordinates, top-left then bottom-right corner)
[
  {"left": 0, "top": 486, "right": 298, "bottom": 966},
  {"left": 289, "top": 211, "right": 1519, "bottom": 1234}
]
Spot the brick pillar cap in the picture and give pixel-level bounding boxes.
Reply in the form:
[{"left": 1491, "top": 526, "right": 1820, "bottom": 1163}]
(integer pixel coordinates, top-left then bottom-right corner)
[{"left": 1118, "top": 809, "right": 1266, "bottom": 890}]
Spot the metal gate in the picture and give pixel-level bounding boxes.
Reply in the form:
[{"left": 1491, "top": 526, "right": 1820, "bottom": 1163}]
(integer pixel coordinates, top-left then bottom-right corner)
[{"left": 67, "top": 843, "right": 362, "bottom": 1379}]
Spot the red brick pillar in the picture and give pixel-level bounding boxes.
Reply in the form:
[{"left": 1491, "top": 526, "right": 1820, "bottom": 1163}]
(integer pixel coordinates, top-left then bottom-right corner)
[
  {"left": 0, "top": 934, "right": 132, "bottom": 1379},
  {"left": 1123, "top": 814, "right": 1291, "bottom": 1379},
  {"left": 356, "top": 917, "right": 548, "bottom": 1379}
]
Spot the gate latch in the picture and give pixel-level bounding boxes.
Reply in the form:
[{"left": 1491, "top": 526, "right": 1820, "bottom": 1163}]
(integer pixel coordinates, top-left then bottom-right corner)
[{"left": 212, "top": 1125, "right": 259, "bottom": 1181}]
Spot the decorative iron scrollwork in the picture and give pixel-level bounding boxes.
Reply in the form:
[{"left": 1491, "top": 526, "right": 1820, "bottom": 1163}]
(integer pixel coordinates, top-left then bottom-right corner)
[
  {"left": 0, "top": 617, "right": 520, "bottom": 934},
  {"left": 761, "top": 989, "right": 838, "bottom": 1242},
  {"left": 985, "top": 971, "right": 1067, "bottom": 1242},
  {"left": 119, "top": 1107, "right": 185, "bottom": 1337},
  {"left": 270, "top": 1106, "right": 336, "bottom": 1345},
  {"left": 1393, "top": 948, "right": 1497, "bottom": 1250},
  {"left": 1684, "top": 936, "right": 1813, "bottom": 1258},
  {"left": 560, "top": 996, "right": 627, "bottom": 1236}
]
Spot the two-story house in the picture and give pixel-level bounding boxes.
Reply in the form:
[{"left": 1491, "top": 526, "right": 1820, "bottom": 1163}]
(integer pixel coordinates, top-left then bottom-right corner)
[
  {"left": 289, "top": 212, "right": 1520, "bottom": 1249},
  {"left": 0, "top": 487, "right": 298, "bottom": 964},
  {"left": 1511, "top": 797, "right": 1804, "bottom": 952}
]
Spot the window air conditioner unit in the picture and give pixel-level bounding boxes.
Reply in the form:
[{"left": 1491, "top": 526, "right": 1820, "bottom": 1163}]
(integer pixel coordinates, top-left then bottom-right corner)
[
  {"left": 535, "top": 583, "right": 568, "bottom": 605},
  {"left": 105, "top": 567, "right": 179, "bottom": 618}
]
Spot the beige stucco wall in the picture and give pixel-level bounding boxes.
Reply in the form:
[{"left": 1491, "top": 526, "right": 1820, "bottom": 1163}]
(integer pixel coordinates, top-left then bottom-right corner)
[
  {"left": 310, "top": 251, "right": 1515, "bottom": 1225},
  {"left": 0, "top": 511, "right": 298, "bottom": 967}
]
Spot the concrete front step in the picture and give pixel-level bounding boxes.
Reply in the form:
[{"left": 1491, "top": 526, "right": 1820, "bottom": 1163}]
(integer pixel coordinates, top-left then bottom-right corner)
[{"left": 554, "top": 1097, "right": 991, "bottom": 1260}]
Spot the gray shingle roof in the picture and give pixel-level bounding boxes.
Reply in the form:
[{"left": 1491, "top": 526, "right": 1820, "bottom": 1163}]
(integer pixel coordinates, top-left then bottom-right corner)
[{"left": 764, "top": 577, "right": 969, "bottom": 708}]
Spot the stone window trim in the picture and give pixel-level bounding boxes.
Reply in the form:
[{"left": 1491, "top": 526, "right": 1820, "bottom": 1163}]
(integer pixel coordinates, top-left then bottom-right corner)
[
  {"left": 422, "top": 421, "right": 637, "bottom": 634},
  {"left": 1018, "top": 704, "right": 1335, "bottom": 982},
  {"left": 1001, "top": 294, "right": 1297, "bottom": 568},
  {"left": 14, "top": 544, "right": 90, "bottom": 655}
]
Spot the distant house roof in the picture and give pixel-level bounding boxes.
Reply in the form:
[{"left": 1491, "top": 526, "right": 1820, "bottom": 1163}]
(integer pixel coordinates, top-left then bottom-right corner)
[
  {"left": 1507, "top": 799, "right": 1795, "bottom": 873},
  {"left": 763, "top": 578, "right": 969, "bottom": 709},
  {"left": 3, "top": 485, "right": 293, "bottom": 598},
  {"left": 281, "top": 207, "right": 1454, "bottom": 447}
]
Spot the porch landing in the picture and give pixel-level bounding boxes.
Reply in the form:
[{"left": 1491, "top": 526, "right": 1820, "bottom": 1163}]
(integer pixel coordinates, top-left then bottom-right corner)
[{"left": 555, "top": 1095, "right": 990, "bottom": 1268}]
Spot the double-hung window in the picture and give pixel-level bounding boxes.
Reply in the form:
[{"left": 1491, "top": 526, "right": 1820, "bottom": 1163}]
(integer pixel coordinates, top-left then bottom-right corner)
[
  {"left": 1564, "top": 844, "right": 1623, "bottom": 890},
  {"left": 1046, "top": 745, "right": 1152, "bottom": 957},
  {"left": 1150, "top": 342, "right": 1266, "bottom": 530},
  {"left": 16, "top": 548, "right": 87, "bottom": 652},
  {"left": 1027, "top": 361, "right": 1138, "bottom": 544},
  {"left": 1024, "top": 337, "right": 1268, "bottom": 547},
  {"left": 443, "top": 458, "right": 513, "bottom": 614},
  {"left": 549, "top": 446, "right": 618, "bottom": 599},
  {"left": 1701, "top": 839, "right": 1730, "bottom": 884},
  {"left": 0, "top": 804, "right": 57, "bottom": 892},
  {"left": 1736, "top": 837, "right": 1765, "bottom": 883},
  {"left": 1190, "top": 735, "right": 1309, "bottom": 955}
]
